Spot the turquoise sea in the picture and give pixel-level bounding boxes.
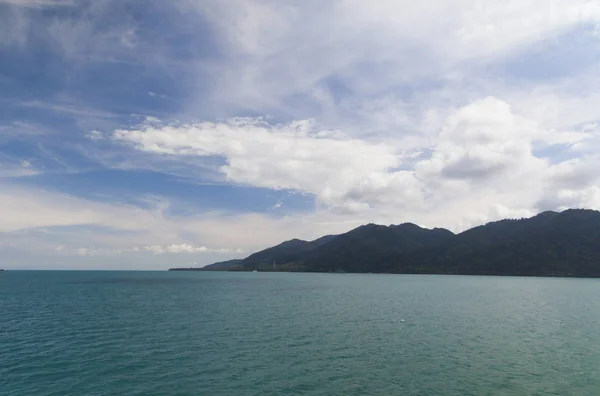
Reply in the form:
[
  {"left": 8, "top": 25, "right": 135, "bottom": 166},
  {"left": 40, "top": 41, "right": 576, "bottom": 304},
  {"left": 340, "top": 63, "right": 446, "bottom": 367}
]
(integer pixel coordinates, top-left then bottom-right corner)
[{"left": 2, "top": 271, "right": 600, "bottom": 395}]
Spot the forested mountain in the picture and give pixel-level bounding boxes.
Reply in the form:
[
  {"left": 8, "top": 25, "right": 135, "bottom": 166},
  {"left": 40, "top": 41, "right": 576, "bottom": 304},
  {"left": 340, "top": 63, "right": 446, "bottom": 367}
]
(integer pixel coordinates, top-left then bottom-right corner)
[
  {"left": 170, "top": 209, "right": 600, "bottom": 277},
  {"left": 301, "top": 223, "right": 454, "bottom": 273},
  {"left": 425, "top": 209, "right": 600, "bottom": 277},
  {"left": 241, "top": 234, "right": 338, "bottom": 270}
]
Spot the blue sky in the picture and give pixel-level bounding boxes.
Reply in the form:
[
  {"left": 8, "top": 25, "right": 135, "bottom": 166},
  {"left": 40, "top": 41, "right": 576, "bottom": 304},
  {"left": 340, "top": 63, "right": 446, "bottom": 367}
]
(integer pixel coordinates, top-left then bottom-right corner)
[{"left": 2, "top": 0, "right": 600, "bottom": 269}]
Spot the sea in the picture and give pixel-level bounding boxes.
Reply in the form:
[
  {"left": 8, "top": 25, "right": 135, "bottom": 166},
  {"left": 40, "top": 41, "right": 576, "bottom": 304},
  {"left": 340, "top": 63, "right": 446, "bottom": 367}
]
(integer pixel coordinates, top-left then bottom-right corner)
[{"left": 2, "top": 271, "right": 600, "bottom": 395}]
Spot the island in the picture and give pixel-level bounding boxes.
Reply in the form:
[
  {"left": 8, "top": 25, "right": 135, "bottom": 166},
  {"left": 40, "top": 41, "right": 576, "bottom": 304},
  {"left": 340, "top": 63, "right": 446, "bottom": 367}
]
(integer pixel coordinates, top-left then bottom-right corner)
[{"left": 170, "top": 209, "right": 600, "bottom": 278}]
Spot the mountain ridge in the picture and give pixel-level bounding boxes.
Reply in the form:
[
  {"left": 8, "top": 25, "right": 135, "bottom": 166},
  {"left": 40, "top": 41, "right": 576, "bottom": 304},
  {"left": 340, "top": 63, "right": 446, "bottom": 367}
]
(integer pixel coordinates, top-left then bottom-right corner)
[{"left": 169, "top": 209, "right": 600, "bottom": 277}]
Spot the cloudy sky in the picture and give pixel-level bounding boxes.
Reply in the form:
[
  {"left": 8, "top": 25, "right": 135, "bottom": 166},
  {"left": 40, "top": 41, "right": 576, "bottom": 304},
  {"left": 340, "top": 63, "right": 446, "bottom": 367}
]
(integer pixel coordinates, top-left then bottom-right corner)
[{"left": 2, "top": 0, "right": 600, "bottom": 269}]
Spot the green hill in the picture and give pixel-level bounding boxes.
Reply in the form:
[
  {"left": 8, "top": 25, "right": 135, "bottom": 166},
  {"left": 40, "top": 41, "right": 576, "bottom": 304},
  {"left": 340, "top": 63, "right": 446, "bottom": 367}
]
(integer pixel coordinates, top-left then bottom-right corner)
[{"left": 171, "top": 209, "right": 600, "bottom": 277}]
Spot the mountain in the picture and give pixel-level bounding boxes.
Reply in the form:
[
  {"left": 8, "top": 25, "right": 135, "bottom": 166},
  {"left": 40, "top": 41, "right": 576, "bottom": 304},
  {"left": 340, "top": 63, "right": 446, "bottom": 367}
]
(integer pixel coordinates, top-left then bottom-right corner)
[
  {"left": 241, "top": 234, "right": 338, "bottom": 271},
  {"left": 423, "top": 209, "right": 600, "bottom": 277},
  {"left": 301, "top": 223, "right": 455, "bottom": 273},
  {"left": 170, "top": 209, "right": 600, "bottom": 277}
]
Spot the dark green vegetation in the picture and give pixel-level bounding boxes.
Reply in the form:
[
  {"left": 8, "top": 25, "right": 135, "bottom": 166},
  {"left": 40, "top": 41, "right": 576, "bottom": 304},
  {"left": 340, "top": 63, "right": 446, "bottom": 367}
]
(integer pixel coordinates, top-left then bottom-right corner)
[{"left": 170, "top": 209, "right": 600, "bottom": 277}]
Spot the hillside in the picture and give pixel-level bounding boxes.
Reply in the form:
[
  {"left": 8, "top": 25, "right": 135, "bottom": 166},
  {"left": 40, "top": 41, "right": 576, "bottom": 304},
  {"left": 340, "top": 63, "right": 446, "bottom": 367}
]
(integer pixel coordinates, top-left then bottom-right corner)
[
  {"left": 425, "top": 209, "right": 600, "bottom": 276},
  {"left": 301, "top": 223, "right": 455, "bottom": 273},
  {"left": 241, "top": 234, "right": 338, "bottom": 271},
  {"left": 170, "top": 209, "right": 600, "bottom": 277}
]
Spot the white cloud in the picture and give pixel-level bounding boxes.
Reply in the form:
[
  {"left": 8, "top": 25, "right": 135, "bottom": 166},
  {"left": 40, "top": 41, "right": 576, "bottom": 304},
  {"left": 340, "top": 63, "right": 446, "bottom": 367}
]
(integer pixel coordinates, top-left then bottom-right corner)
[
  {"left": 538, "top": 155, "right": 600, "bottom": 210},
  {"left": 113, "top": 94, "right": 600, "bottom": 230},
  {"left": 113, "top": 117, "right": 423, "bottom": 213},
  {"left": 0, "top": 164, "right": 37, "bottom": 178},
  {"left": 148, "top": 92, "right": 168, "bottom": 99},
  {"left": 144, "top": 244, "right": 208, "bottom": 254},
  {"left": 87, "top": 130, "right": 105, "bottom": 141},
  {"left": 0, "top": 183, "right": 362, "bottom": 260},
  {"left": 52, "top": 243, "right": 242, "bottom": 256},
  {"left": 186, "top": 0, "right": 600, "bottom": 118},
  {"left": 0, "top": 185, "right": 160, "bottom": 233},
  {"left": 113, "top": 97, "right": 557, "bottom": 215},
  {"left": 417, "top": 97, "right": 546, "bottom": 182},
  {"left": 0, "top": 0, "right": 171, "bottom": 68},
  {"left": 198, "top": 0, "right": 600, "bottom": 62},
  {"left": 0, "top": 0, "right": 76, "bottom": 7}
]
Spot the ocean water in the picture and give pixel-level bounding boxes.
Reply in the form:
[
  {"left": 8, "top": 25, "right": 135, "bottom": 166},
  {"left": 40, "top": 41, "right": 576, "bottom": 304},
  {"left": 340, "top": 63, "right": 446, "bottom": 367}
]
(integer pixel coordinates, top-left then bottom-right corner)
[{"left": 2, "top": 272, "right": 600, "bottom": 395}]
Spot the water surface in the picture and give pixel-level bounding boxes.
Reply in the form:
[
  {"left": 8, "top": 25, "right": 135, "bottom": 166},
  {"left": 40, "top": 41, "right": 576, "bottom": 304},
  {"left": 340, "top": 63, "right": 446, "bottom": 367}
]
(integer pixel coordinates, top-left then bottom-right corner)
[{"left": 2, "top": 271, "right": 600, "bottom": 395}]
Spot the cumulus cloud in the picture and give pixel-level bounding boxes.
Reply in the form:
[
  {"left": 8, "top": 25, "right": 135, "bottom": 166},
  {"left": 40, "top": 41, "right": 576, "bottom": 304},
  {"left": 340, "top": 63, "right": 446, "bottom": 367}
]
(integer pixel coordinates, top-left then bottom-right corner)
[
  {"left": 537, "top": 156, "right": 600, "bottom": 211},
  {"left": 417, "top": 97, "right": 546, "bottom": 182},
  {"left": 113, "top": 117, "right": 423, "bottom": 213},
  {"left": 112, "top": 93, "right": 600, "bottom": 228},
  {"left": 112, "top": 97, "right": 552, "bottom": 214}
]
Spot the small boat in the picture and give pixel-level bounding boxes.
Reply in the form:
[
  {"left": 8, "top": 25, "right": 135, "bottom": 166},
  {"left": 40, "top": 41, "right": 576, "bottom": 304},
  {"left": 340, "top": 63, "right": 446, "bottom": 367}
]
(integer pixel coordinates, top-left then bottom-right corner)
[{"left": 252, "top": 269, "right": 258, "bottom": 273}]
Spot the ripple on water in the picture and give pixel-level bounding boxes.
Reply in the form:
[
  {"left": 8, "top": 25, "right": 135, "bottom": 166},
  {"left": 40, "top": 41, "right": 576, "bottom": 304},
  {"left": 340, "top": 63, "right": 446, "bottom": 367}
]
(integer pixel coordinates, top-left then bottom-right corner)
[{"left": 3, "top": 272, "right": 600, "bottom": 395}]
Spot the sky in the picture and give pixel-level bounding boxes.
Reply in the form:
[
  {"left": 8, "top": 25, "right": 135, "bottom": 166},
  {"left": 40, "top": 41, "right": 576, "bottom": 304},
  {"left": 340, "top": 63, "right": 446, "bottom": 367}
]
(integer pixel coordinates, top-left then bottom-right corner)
[{"left": 2, "top": 0, "right": 600, "bottom": 269}]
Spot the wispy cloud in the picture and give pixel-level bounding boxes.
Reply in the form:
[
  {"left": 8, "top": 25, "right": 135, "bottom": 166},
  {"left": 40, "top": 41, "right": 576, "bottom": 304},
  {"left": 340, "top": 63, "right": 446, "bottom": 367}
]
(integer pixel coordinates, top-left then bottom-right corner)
[
  {"left": 53, "top": 243, "right": 244, "bottom": 256},
  {"left": 185, "top": 1, "right": 600, "bottom": 118},
  {"left": 15, "top": 100, "right": 120, "bottom": 119},
  {"left": 0, "top": 0, "right": 77, "bottom": 8}
]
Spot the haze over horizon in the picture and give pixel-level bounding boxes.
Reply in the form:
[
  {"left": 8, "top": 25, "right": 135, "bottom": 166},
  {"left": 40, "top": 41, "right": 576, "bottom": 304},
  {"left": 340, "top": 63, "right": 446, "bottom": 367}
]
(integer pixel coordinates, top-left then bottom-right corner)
[{"left": 2, "top": 0, "right": 600, "bottom": 269}]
